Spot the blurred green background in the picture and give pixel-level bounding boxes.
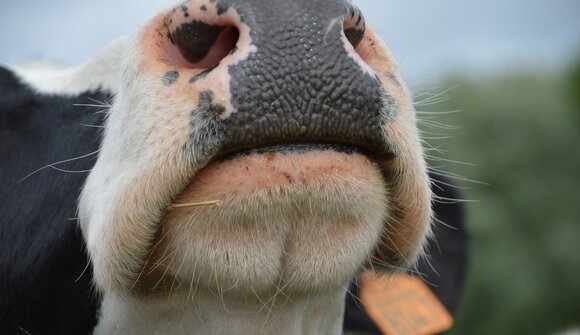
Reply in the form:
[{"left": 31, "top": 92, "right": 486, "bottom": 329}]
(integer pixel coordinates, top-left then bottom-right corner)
[{"left": 418, "top": 56, "right": 580, "bottom": 334}]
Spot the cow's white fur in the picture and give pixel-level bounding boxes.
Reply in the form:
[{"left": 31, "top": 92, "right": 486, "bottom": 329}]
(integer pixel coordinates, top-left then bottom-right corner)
[
  {"left": 10, "top": 38, "right": 124, "bottom": 96},
  {"left": 12, "top": 3, "right": 432, "bottom": 334},
  {"left": 94, "top": 286, "right": 347, "bottom": 335}
]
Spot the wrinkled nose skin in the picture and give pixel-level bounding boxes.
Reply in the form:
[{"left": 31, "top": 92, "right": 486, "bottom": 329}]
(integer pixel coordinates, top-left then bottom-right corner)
[{"left": 165, "top": 0, "right": 394, "bottom": 160}]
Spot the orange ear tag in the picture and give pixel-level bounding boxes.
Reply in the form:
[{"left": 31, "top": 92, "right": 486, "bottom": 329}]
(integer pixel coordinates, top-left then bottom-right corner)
[{"left": 359, "top": 272, "right": 454, "bottom": 335}]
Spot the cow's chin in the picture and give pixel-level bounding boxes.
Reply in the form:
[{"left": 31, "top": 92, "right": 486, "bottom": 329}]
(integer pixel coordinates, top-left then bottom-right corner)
[{"left": 141, "top": 148, "right": 390, "bottom": 296}]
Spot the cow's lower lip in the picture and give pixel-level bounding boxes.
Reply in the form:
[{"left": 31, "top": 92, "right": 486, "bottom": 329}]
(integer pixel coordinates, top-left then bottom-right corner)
[{"left": 170, "top": 143, "right": 382, "bottom": 208}]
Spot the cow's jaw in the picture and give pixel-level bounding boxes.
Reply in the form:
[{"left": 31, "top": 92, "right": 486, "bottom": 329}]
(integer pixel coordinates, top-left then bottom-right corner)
[
  {"left": 79, "top": 0, "right": 432, "bottom": 333},
  {"left": 94, "top": 285, "right": 347, "bottom": 335}
]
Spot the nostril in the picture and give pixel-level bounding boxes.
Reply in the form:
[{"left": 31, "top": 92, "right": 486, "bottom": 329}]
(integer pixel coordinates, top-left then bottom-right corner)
[
  {"left": 343, "top": 6, "right": 366, "bottom": 50},
  {"left": 344, "top": 26, "right": 364, "bottom": 50},
  {"left": 166, "top": 20, "right": 239, "bottom": 70}
]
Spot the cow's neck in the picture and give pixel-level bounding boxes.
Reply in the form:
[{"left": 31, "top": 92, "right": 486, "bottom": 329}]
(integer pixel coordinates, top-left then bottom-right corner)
[{"left": 93, "top": 286, "right": 347, "bottom": 335}]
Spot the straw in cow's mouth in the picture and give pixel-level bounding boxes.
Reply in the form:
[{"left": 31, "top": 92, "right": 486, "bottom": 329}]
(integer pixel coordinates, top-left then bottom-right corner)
[{"left": 169, "top": 200, "right": 220, "bottom": 209}]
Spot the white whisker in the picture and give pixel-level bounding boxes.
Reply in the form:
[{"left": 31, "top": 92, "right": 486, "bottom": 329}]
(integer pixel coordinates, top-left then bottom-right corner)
[{"left": 19, "top": 149, "right": 101, "bottom": 183}]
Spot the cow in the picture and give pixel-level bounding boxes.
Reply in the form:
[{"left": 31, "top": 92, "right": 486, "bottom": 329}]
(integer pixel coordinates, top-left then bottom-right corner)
[{"left": 0, "top": 0, "right": 468, "bottom": 334}]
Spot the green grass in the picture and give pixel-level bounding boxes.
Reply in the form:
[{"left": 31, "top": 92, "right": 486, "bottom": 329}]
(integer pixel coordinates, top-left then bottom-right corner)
[{"left": 417, "top": 70, "right": 580, "bottom": 334}]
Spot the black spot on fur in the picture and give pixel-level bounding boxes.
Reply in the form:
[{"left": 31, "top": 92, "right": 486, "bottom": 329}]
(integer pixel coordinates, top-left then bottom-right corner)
[
  {"left": 189, "top": 65, "right": 217, "bottom": 84},
  {"left": 182, "top": 90, "right": 228, "bottom": 165},
  {"left": 198, "top": 90, "right": 225, "bottom": 116},
  {"left": 162, "top": 70, "right": 180, "bottom": 86},
  {"left": 216, "top": 3, "right": 229, "bottom": 15}
]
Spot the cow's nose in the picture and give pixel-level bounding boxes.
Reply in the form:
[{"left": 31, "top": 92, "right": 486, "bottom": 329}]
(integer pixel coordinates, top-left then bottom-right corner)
[
  {"left": 163, "top": 0, "right": 393, "bottom": 158},
  {"left": 165, "top": 0, "right": 366, "bottom": 70}
]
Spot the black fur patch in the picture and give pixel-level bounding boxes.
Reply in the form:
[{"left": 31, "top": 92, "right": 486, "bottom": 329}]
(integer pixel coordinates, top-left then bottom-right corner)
[
  {"left": 189, "top": 65, "right": 217, "bottom": 84},
  {"left": 198, "top": 90, "right": 226, "bottom": 116},
  {"left": 182, "top": 90, "right": 228, "bottom": 166},
  {"left": 0, "top": 67, "right": 109, "bottom": 335}
]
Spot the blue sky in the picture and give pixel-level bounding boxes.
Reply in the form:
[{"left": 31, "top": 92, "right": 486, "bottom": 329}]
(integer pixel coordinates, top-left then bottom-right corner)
[{"left": 1, "top": 0, "right": 579, "bottom": 83}]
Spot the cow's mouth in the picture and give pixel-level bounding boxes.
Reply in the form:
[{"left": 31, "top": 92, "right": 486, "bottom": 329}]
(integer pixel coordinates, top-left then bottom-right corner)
[
  {"left": 217, "top": 142, "right": 386, "bottom": 162},
  {"left": 138, "top": 141, "right": 391, "bottom": 294},
  {"left": 171, "top": 141, "right": 393, "bottom": 208}
]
